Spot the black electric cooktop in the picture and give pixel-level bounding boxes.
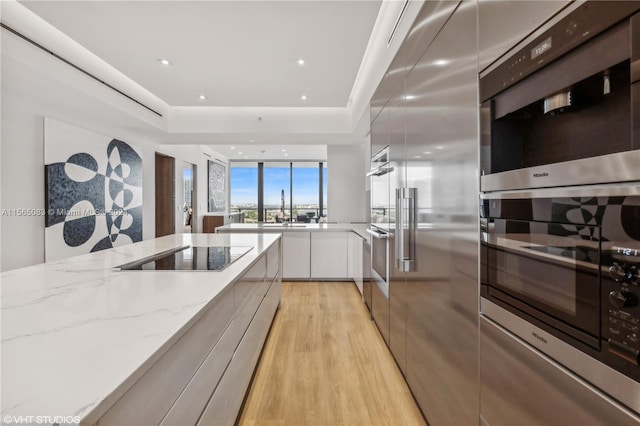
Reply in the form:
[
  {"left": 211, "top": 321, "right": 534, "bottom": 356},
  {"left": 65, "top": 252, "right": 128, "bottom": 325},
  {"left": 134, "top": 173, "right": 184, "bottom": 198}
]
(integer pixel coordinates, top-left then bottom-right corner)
[{"left": 117, "top": 246, "right": 253, "bottom": 271}]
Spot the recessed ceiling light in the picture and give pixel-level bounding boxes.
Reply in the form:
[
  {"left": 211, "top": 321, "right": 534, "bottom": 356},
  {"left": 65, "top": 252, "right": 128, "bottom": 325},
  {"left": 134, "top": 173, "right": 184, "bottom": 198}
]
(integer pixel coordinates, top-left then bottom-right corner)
[
  {"left": 433, "top": 59, "right": 450, "bottom": 66},
  {"left": 297, "top": 58, "right": 305, "bottom": 66},
  {"left": 245, "top": 156, "right": 248, "bottom": 159},
  {"left": 249, "top": 139, "right": 255, "bottom": 143},
  {"left": 238, "top": 151, "right": 243, "bottom": 155},
  {"left": 230, "top": 146, "right": 235, "bottom": 150},
  {"left": 423, "top": 151, "right": 432, "bottom": 155},
  {"left": 414, "top": 155, "right": 421, "bottom": 159},
  {"left": 284, "top": 153, "right": 289, "bottom": 157},
  {"left": 157, "top": 58, "right": 171, "bottom": 66},
  {"left": 301, "top": 94, "right": 307, "bottom": 100},
  {"left": 198, "top": 94, "right": 207, "bottom": 100},
  {"left": 436, "top": 145, "right": 444, "bottom": 150},
  {"left": 281, "top": 148, "right": 286, "bottom": 152},
  {"left": 405, "top": 95, "right": 416, "bottom": 100}
]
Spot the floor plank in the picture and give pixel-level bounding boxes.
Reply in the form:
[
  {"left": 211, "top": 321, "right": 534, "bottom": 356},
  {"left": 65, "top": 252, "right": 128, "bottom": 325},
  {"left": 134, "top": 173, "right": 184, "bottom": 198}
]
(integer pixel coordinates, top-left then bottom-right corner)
[{"left": 239, "top": 282, "right": 426, "bottom": 426}]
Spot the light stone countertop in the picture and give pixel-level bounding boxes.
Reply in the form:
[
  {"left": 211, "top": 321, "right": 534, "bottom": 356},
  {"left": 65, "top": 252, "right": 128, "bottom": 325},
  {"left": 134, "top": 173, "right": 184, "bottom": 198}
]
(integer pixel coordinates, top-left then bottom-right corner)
[
  {"left": 0, "top": 233, "right": 280, "bottom": 425},
  {"left": 216, "top": 222, "right": 371, "bottom": 243}
]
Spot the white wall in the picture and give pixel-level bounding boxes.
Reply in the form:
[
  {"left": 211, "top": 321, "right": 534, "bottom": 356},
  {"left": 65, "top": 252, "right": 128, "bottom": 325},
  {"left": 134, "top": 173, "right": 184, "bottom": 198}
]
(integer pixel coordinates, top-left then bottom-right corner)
[
  {"left": 0, "top": 37, "right": 227, "bottom": 271},
  {"left": 0, "top": 60, "right": 162, "bottom": 271},
  {"left": 327, "top": 144, "right": 368, "bottom": 223}
]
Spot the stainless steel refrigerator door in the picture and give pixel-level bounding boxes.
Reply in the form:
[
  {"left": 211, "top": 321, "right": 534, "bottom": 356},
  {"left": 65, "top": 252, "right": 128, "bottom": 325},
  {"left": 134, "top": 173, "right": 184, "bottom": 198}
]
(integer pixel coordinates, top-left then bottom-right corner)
[
  {"left": 480, "top": 316, "right": 640, "bottom": 425},
  {"left": 403, "top": 2, "right": 480, "bottom": 425},
  {"left": 387, "top": 79, "right": 409, "bottom": 375}
]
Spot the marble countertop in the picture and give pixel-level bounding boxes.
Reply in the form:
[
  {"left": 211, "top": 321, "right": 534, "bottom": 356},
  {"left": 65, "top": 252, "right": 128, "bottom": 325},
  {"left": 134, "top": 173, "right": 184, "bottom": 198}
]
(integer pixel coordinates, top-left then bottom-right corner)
[
  {"left": 217, "top": 222, "right": 372, "bottom": 242},
  {"left": 1, "top": 233, "right": 279, "bottom": 425}
]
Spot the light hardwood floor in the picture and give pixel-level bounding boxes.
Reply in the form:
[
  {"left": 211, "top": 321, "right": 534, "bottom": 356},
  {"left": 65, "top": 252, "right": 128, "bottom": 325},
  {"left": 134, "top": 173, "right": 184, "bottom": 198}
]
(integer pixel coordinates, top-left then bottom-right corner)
[{"left": 239, "top": 282, "right": 426, "bottom": 426}]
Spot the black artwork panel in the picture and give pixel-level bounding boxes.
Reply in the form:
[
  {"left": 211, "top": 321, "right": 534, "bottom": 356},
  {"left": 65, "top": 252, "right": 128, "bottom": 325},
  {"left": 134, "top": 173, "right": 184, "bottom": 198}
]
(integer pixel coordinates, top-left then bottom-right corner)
[
  {"left": 106, "top": 139, "right": 142, "bottom": 186},
  {"left": 45, "top": 162, "right": 105, "bottom": 227},
  {"left": 63, "top": 216, "right": 96, "bottom": 247}
]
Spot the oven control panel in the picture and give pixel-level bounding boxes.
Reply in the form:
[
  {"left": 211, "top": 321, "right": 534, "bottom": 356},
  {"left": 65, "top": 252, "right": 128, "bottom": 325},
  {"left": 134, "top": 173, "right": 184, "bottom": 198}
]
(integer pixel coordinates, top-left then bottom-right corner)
[{"left": 606, "top": 248, "right": 640, "bottom": 365}]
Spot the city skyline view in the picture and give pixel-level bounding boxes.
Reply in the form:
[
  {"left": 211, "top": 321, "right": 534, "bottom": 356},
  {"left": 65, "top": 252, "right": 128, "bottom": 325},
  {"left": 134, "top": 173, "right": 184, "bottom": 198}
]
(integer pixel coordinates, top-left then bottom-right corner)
[{"left": 230, "top": 164, "right": 327, "bottom": 207}]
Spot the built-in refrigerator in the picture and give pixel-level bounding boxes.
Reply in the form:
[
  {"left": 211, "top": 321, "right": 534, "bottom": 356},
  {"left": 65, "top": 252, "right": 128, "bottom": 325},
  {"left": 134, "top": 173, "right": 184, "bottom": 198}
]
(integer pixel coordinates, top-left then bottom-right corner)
[{"left": 369, "top": 1, "right": 479, "bottom": 424}]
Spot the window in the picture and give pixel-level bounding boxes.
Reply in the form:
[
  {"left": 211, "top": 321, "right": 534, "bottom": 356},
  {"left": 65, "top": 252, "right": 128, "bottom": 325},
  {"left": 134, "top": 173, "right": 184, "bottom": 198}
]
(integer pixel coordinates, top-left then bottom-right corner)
[
  {"left": 230, "top": 162, "right": 258, "bottom": 222},
  {"left": 263, "top": 162, "right": 290, "bottom": 223},
  {"left": 230, "top": 161, "right": 326, "bottom": 223},
  {"left": 292, "top": 162, "right": 320, "bottom": 222}
]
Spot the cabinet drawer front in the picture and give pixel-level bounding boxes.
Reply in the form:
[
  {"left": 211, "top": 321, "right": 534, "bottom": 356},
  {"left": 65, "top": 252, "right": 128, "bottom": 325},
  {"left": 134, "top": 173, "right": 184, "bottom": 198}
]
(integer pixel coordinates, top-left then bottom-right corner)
[
  {"left": 480, "top": 317, "right": 639, "bottom": 425},
  {"left": 266, "top": 239, "right": 281, "bottom": 281},
  {"left": 98, "top": 286, "right": 235, "bottom": 426},
  {"left": 234, "top": 258, "right": 267, "bottom": 333},
  {"left": 197, "top": 278, "right": 280, "bottom": 426},
  {"left": 159, "top": 318, "right": 238, "bottom": 426}
]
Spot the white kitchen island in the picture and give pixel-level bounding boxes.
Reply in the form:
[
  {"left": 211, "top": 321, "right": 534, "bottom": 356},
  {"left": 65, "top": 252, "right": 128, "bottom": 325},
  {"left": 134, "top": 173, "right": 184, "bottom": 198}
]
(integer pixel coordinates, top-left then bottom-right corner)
[{"left": 0, "top": 233, "right": 281, "bottom": 426}]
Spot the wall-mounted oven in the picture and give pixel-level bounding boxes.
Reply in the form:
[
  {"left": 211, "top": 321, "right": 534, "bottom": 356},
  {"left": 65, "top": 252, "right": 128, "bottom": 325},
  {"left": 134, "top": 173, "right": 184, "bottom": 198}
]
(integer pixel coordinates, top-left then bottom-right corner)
[
  {"left": 481, "top": 184, "right": 640, "bottom": 414},
  {"left": 478, "top": 1, "right": 640, "bottom": 420},
  {"left": 480, "top": 1, "right": 640, "bottom": 192},
  {"left": 367, "top": 146, "right": 394, "bottom": 344}
]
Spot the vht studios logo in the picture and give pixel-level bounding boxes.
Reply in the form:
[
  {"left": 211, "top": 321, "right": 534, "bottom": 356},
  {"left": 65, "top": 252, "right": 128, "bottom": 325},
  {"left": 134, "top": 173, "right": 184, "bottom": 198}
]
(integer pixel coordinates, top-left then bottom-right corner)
[{"left": 533, "top": 172, "right": 549, "bottom": 178}]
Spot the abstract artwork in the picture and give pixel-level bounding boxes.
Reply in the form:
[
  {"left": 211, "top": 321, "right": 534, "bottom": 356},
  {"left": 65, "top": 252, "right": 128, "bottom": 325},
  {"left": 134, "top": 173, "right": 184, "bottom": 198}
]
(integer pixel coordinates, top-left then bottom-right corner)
[
  {"left": 44, "top": 118, "right": 143, "bottom": 261},
  {"left": 208, "top": 160, "right": 226, "bottom": 212}
]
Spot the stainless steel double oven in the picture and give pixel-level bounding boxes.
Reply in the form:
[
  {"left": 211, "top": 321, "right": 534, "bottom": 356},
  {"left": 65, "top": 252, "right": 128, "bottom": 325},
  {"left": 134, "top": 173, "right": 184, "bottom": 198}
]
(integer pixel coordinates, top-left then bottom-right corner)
[
  {"left": 367, "top": 147, "right": 394, "bottom": 343},
  {"left": 480, "top": 1, "right": 640, "bottom": 422}
]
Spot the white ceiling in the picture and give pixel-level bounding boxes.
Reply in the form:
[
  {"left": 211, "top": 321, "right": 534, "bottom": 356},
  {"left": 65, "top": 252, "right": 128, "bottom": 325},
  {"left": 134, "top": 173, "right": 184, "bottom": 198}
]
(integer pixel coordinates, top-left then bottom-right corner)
[
  {"left": 2, "top": 0, "right": 424, "bottom": 157},
  {"left": 19, "top": 0, "right": 381, "bottom": 108}
]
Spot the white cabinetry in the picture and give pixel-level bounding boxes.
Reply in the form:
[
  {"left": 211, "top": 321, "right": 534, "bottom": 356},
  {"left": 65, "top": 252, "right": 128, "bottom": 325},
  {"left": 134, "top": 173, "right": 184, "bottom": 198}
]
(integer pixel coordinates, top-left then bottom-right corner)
[
  {"left": 348, "top": 232, "right": 363, "bottom": 294},
  {"left": 310, "top": 232, "right": 348, "bottom": 279},
  {"left": 97, "top": 244, "right": 281, "bottom": 426},
  {"left": 282, "top": 232, "right": 311, "bottom": 279}
]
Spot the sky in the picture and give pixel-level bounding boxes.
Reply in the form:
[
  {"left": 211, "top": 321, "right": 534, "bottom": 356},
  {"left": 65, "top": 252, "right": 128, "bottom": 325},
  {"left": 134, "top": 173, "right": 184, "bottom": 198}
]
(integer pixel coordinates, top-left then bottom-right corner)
[{"left": 231, "top": 166, "right": 327, "bottom": 206}]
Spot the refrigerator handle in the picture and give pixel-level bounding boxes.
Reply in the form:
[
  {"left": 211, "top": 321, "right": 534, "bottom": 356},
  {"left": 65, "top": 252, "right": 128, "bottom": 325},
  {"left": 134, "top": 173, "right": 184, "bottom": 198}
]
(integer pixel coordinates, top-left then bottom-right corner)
[
  {"left": 396, "top": 187, "right": 416, "bottom": 272},
  {"left": 395, "top": 188, "right": 403, "bottom": 270}
]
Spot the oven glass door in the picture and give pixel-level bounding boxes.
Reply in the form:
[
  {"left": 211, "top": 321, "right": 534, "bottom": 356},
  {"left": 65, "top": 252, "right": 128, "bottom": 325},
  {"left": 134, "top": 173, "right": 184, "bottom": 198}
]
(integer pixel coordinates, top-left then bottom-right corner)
[
  {"left": 483, "top": 218, "right": 600, "bottom": 347},
  {"left": 371, "top": 227, "right": 388, "bottom": 284}
]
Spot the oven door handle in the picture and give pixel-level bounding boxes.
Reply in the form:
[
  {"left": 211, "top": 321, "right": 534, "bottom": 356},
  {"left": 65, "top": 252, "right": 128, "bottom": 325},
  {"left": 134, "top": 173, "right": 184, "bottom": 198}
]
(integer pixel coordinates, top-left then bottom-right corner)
[
  {"left": 366, "top": 228, "right": 388, "bottom": 239},
  {"left": 396, "top": 187, "right": 416, "bottom": 272},
  {"left": 366, "top": 164, "right": 395, "bottom": 177}
]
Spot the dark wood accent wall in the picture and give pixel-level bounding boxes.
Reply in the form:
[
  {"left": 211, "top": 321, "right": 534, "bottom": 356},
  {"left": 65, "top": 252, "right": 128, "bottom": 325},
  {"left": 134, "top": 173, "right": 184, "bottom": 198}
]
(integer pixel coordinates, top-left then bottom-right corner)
[
  {"left": 155, "top": 153, "right": 175, "bottom": 237},
  {"left": 202, "top": 216, "right": 224, "bottom": 233}
]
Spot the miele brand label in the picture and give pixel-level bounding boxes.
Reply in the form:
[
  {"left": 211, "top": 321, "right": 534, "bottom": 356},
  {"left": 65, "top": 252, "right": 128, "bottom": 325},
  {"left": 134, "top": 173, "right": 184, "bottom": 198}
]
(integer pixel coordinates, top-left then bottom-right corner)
[
  {"left": 533, "top": 172, "right": 549, "bottom": 178},
  {"left": 532, "top": 331, "right": 548, "bottom": 344}
]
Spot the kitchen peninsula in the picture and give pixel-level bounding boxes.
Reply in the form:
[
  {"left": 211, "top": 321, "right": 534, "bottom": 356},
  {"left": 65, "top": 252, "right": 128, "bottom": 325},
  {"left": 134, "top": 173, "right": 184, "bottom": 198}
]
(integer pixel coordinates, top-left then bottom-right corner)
[
  {"left": 216, "top": 223, "right": 368, "bottom": 284},
  {"left": 1, "top": 233, "right": 281, "bottom": 426}
]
